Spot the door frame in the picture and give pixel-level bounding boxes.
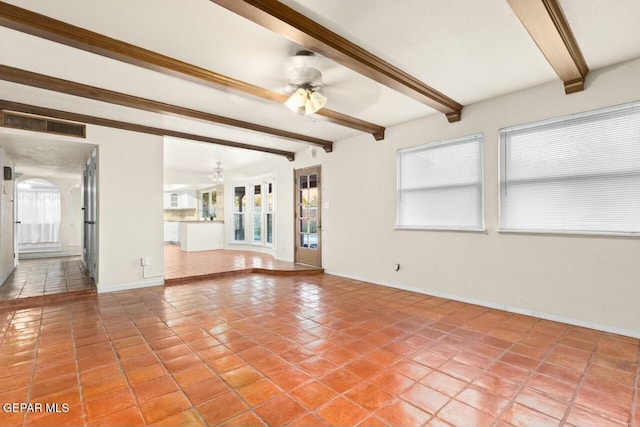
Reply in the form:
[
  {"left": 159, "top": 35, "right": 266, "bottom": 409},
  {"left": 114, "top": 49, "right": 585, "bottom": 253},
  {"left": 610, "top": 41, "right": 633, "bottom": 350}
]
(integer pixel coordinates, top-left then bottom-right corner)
[{"left": 294, "top": 165, "right": 322, "bottom": 267}]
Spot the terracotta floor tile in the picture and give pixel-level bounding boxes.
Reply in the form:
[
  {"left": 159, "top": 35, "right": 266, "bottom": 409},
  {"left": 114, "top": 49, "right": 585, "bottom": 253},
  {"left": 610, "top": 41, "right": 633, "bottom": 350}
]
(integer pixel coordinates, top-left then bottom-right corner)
[
  {"left": 237, "top": 378, "right": 282, "bottom": 407},
  {"left": 86, "top": 406, "right": 144, "bottom": 427},
  {"left": 348, "top": 383, "right": 394, "bottom": 411},
  {"left": 254, "top": 394, "right": 306, "bottom": 426},
  {"left": 438, "top": 400, "right": 495, "bottom": 427},
  {"left": 499, "top": 403, "right": 560, "bottom": 427},
  {"left": 182, "top": 376, "right": 230, "bottom": 405},
  {"left": 132, "top": 375, "right": 179, "bottom": 403},
  {"left": 573, "top": 386, "right": 632, "bottom": 423},
  {"left": 219, "top": 410, "right": 265, "bottom": 427},
  {"left": 208, "top": 354, "right": 246, "bottom": 374},
  {"left": 30, "top": 374, "right": 78, "bottom": 399},
  {"left": 400, "top": 382, "right": 450, "bottom": 414},
  {"left": 126, "top": 363, "right": 166, "bottom": 385},
  {"left": 391, "top": 360, "right": 432, "bottom": 381},
  {"left": 526, "top": 373, "right": 577, "bottom": 403},
  {"left": 84, "top": 389, "right": 136, "bottom": 421},
  {"left": 320, "top": 368, "right": 362, "bottom": 393},
  {"left": 376, "top": 398, "right": 431, "bottom": 427},
  {"left": 149, "top": 408, "right": 206, "bottom": 427},
  {"left": 291, "top": 380, "right": 338, "bottom": 409},
  {"left": 316, "top": 396, "right": 368, "bottom": 426},
  {"left": 456, "top": 386, "right": 509, "bottom": 415},
  {"left": 565, "top": 405, "right": 627, "bottom": 427},
  {"left": 370, "top": 369, "right": 414, "bottom": 395},
  {"left": 1, "top": 253, "right": 638, "bottom": 427},
  {"left": 515, "top": 387, "right": 569, "bottom": 420},
  {"left": 270, "top": 367, "right": 312, "bottom": 391},
  {"left": 140, "top": 390, "right": 192, "bottom": 424},
  {"left": 172, "top": 364, "right": 214, "bottom": 388},
  {"left": 289, "top": 412, "right": 330, "bottom": 427},
  {"left": 221, "top": 365, "right": 263, "bottom": 388},
  {"left": 82, "top": 374, "right": 129, "bottom": 400}
]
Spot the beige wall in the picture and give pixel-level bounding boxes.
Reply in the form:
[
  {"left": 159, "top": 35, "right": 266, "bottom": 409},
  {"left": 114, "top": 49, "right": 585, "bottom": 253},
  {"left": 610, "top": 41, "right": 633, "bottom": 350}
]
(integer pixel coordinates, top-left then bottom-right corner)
[
  {"left": 304, "top": 58, "right": 640, "bottom": 337},
  {"left": 0, "top": 148, "right": 15, "bottom": 285},
  {"left": 89, "top": 126, "right": 165, "bottom": 292}
]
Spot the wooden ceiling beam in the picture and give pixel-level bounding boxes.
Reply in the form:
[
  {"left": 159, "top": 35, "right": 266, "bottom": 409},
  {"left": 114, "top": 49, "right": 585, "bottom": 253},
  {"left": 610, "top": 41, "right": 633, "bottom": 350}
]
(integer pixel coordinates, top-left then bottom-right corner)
[
  {"left": 508, "top": 0, "right": 589, "bottom": 94},
  {"left": 0, "top": 100, "right": 296, "bottom": 161},
  {"left": 0, "top": 64, "right": 334, "bottom": 152},
  {"left": 0, "top": 1, "right": 385, "bottom": 140},
  {"left": 209, "top": 0, "right": 464, "bottom": 122}
]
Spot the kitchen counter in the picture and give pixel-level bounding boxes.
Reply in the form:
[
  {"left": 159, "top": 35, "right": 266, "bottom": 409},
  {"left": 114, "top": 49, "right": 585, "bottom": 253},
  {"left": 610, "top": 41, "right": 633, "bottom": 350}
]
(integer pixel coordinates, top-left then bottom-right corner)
[{"left": 179, "top": 221, "right": 224, "bottom": 252}]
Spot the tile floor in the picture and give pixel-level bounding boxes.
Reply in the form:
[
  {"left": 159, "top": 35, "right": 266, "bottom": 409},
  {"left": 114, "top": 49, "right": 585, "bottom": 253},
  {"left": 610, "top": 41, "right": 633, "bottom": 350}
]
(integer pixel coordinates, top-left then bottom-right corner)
[
  {"left": 0, "top": 273, "right": 638, "bottom": 426},
  {"left": 0, "top": 257, "right": 96, "bottom": 307},
  {"left": 163, "top": 245, "right": 321, "bottom": 283}
]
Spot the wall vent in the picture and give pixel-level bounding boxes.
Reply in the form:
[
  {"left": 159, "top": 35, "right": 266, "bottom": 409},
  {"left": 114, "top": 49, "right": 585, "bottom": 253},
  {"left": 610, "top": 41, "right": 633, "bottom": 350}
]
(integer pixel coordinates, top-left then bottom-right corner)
[{"left": 1, "top": 110, "right": 86, "bottom": 138}]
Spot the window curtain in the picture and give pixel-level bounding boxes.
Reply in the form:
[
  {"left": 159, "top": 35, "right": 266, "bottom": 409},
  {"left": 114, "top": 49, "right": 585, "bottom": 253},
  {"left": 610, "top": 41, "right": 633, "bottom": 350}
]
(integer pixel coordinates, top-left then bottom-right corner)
[{"left": 17, "top": 188, "right": 62, "bottom": 249}]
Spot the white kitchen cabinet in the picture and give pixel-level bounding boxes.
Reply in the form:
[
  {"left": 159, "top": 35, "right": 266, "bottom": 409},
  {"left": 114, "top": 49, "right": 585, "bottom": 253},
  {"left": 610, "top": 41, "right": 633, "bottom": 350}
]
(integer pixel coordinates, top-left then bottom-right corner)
[
  {"left": 164, "top": 190, "right": 196, "bottom": 209},
  {"left": 163, "top": 221, "right": 180, "bottom": 242}
]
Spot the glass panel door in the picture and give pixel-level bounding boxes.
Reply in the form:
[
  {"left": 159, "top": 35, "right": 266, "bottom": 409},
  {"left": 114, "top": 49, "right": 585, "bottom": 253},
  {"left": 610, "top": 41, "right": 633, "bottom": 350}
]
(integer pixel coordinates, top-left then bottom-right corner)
[{"left": 295, "top": 166, "right": 321, "bottom": 267}]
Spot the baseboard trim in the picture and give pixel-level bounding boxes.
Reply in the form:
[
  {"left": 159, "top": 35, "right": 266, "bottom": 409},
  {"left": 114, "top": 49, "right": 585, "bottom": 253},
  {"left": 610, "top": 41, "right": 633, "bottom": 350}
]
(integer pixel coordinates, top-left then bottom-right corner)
[
  {"left": 324, "top": 270, "right": 640, "bottom": 339},
  {"left": 97, "top": 278, "right": 164, "bottom": 294},
  {"left": 0, "top": 266, "right": 16, "bottom": 288}
]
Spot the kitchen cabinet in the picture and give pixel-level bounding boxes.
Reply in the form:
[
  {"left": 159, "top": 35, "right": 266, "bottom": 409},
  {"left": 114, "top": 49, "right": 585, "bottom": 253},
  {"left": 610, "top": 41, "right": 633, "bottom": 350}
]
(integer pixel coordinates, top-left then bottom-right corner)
[
  {"left": 163, "top": 221, "right": 180, "bottom": 243},
  {"left": 164, "top": 190, "right": 196, "bottom": 210}
]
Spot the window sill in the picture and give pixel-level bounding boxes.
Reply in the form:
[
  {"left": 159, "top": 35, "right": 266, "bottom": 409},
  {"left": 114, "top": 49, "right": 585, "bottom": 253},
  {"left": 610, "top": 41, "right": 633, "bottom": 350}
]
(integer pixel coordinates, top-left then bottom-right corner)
[
  {"left": 395, "top": 226, "right": 487, "bottom": 234},
  {"left": 498, "top": 228, "right": 640, "bottom": 238}
]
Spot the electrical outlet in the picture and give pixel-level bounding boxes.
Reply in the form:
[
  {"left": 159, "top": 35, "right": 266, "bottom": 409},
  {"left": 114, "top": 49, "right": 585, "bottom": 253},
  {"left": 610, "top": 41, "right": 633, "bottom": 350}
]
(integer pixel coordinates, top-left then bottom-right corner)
[{"left": 141, "top": 257, "right": 149, "bottom": 266}]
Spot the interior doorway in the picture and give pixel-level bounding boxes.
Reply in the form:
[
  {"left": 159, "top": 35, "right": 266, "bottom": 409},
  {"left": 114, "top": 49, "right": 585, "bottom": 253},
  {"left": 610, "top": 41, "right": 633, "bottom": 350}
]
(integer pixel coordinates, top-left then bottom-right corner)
[
  {"left": 294, "top": 165, "right": 322, "bottom": 267},
  {"left": 16, "top": 179, "right": 62, "bottom": 253}
]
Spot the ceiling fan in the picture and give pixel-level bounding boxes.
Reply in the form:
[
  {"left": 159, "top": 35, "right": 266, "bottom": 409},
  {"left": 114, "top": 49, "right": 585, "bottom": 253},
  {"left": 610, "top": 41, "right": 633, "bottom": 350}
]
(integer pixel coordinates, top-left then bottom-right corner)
[
  {"left": 276, "top": 48, "right": 382, "bottom": 117},
  {"left": 283, "top": 50, "right": 328, "bottom": 115}
]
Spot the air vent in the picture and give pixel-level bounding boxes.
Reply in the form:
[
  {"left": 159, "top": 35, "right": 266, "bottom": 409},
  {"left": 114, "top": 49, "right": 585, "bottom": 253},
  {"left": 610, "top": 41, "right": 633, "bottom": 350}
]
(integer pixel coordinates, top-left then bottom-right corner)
[{"left": 1, "top": 111, "right": 86, "bottom": 138}]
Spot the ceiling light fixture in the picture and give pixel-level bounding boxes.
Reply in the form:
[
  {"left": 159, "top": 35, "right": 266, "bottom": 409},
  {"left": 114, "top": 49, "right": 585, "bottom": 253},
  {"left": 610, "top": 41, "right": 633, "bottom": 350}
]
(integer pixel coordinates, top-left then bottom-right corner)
[
  {"left": 284, "top": 51, "right": 327, "bottom": 115},
  {"left": 211, "top": 161, "right": 224, "bottom": 183},
  {"left": 285, "top": 87, "right": 327, "bottom": 115}
]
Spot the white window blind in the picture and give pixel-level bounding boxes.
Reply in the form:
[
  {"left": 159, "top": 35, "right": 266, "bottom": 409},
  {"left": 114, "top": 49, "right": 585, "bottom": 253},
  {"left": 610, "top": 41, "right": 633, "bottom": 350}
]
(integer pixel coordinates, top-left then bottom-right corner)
[
  {"left": 499, "top": 101, "right": 640, "bottom": 235},
  {"left": 397, "top": 134, "right": 483, "bottom": 230}
]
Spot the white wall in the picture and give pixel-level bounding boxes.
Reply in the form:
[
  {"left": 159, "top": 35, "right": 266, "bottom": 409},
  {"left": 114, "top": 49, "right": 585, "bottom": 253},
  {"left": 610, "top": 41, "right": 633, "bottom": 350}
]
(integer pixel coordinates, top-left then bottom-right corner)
[
  {"left": 89, "top": 126, "right": 164, "bottom": 292},
  {"left": 0, "top": 148, "right": 15, "bottom": 285},
  {"left": 305, "top": 58, "right": 640, "bottom": 337},
  {"left": 16, "top": 175, "right": 83, "bottom": 256}
]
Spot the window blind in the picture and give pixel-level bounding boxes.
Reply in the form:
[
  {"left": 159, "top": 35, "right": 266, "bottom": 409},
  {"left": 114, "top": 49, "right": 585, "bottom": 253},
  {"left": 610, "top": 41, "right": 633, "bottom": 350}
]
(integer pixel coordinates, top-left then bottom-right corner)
[
  {"left": 397, "top": 134, "right": 483, "bottom": 230},
  {"left": 499, "top": 101, "right": 640, "bottom": 235}
]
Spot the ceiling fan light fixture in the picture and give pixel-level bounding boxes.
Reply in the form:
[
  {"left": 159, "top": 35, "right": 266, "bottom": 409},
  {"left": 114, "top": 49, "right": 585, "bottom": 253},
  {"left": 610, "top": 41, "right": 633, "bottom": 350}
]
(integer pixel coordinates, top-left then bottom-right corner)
[
  {"left": 286, "top": 87, "right": 327, "bottom": 115},
  {"left": 211, "top": 161, "right": 224, "bottom": 183},
  {"left": 306, "top": 90, "right": 327, "bottom": 115},
  {"left": 285, "top": 88, "right": 308, "bottom": 113}
]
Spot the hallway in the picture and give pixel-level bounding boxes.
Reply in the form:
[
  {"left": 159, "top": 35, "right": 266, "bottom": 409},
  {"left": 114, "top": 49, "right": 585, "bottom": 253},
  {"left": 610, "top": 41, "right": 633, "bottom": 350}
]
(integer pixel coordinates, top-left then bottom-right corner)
[{"left": 0, "top": 257, "right": 96, "bottom": 309}]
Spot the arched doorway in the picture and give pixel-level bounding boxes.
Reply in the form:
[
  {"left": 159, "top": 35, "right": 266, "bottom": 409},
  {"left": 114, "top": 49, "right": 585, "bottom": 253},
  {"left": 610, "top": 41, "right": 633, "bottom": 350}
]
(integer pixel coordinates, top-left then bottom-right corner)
[{"left": 16, "top": 178, "right": 62, "bottom": 253}]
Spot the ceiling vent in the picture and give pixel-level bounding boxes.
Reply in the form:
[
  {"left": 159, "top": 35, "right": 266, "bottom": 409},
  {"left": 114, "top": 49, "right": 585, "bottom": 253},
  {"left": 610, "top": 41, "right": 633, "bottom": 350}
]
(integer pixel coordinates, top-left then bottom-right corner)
[{"left": 1, "top": 110, "right": 86, "bottom": 138}]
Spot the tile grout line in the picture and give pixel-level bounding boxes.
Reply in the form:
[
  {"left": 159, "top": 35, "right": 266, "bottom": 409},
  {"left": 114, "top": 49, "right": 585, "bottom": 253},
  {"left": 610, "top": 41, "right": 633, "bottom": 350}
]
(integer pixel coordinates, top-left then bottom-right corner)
[
  {"left": 558, "top": 331, "right": 602, "bottom": 426},
  {"left": 22, "top": 306, "right": 44, "bottom": 427},
  {"left": 68, "top": 301, "right": 89, "bottom": 427}
]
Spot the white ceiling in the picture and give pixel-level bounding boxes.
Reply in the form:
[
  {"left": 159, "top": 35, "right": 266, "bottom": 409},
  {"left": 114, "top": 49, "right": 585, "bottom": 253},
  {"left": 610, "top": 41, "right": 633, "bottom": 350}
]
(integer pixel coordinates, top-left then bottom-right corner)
[{"left": 1, "top": 0, "right": 639, "bottom": 184}]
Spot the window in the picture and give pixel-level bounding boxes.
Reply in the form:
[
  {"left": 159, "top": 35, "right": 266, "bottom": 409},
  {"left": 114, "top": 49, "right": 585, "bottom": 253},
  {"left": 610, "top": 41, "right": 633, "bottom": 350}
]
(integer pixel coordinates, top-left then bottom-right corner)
[
  {"left": 252, "top": 184, "right": 262, "bottom": 242},
  {"left": 266, "top": 181, "right": 274, "bottom": 244},
  {"left": 233, "top": 186, "right": 245, "bottom": 241},
  {"left": 397, "top": 134, "right": 483, "bottom": 230},
  {"left": 499, "top": 102, "right": 640, "bottom": 235},
  {"left": 232, "top": 179, "right": 275, "bottom": 245}
]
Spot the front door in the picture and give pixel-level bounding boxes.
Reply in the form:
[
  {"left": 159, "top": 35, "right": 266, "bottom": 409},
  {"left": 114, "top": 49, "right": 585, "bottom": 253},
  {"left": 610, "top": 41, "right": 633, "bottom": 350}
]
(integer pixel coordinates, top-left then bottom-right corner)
[{"left": 294, "top": 166, "right": 321, "bottom": 267}]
